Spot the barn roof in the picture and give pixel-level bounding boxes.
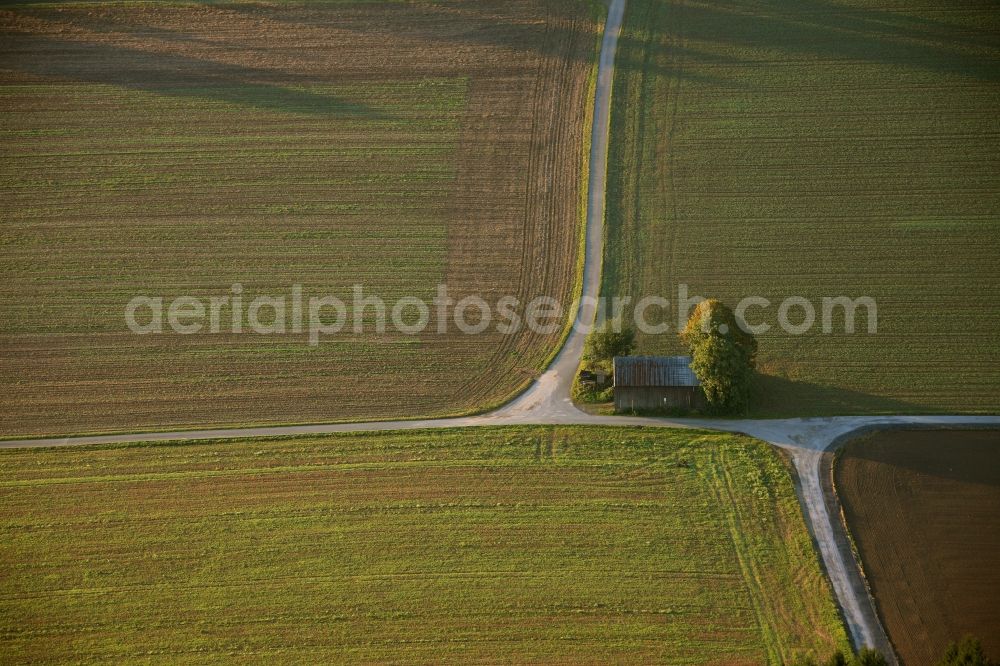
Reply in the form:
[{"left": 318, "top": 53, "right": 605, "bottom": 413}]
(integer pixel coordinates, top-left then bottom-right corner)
[{"left": 613, "top": 356, "right": 700, "bottom": 388}]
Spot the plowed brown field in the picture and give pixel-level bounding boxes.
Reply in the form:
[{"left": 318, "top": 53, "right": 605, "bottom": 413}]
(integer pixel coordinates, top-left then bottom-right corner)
[
  {"left": 835, "top": 429, "right": 1000, "bottom": 665},
  {"left": 0, "top": 1, "right": 600, "bottom": 436}
]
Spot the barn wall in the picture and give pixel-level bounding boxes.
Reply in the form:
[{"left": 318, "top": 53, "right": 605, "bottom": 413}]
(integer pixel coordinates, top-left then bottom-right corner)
[{"left": 614, "top": 387, "right": 700, "bottom": 413}]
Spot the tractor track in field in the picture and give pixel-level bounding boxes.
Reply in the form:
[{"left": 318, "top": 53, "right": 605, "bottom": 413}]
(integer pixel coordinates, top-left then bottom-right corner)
[{"left": 3, "top": 1, "right": 999, "bottom": 662}]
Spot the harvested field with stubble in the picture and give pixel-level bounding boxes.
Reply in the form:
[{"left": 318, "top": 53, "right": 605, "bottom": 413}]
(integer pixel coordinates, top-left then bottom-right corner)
[
  {"left": 0, "top": 1, "right": 600, "bottom": 436},
  {"left": 835, "top": 429, "right": 1000, "bottom": 665},
  {"left": 0, "top": 426, "right": 849, "bottom": 664},
  {"left": 603, "top": 0, "right": 1000, "bottom": 415}
]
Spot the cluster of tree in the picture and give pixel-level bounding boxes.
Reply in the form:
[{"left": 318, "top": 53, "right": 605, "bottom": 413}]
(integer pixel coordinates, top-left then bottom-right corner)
[
  {"left": 680, "top": 299, "right": 757, "bottom": 415},
  {"left": 580, "top": 302, "right": 760, "bottom": 413},
  {"left": 936, "top": 636, "right": 997, "bottom": 666},
  {"left": 791, "top": 636, "right": 995, "bottom": 666},
  {"left": 582, "top": 321, "right": 635, "bottom": 372},
  {"left": 575, "top": 321, "right": 635, "bottom": 402}
]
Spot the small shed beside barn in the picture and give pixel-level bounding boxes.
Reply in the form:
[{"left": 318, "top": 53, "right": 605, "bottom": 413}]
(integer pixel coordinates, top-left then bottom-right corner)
[{"left": 613, "top": 355, "right": 702, "bottom": 413}]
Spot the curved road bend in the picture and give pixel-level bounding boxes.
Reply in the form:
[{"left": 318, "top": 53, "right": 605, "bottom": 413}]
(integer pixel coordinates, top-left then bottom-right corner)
[
  {"left": 715, "top": 415, "right": 1000, "bottom": 666},
  {"left": 3, "top": 1, "right": 999, "bottom": 662},
  {"left": 492, "top": 0, "right": 627, "bottom": 421}
]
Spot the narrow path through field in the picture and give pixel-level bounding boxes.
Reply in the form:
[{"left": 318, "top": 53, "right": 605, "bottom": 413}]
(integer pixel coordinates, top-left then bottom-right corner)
[
  {"left": 3, "top": 1, "right": 998, "bottom": 662},
  {"left": 489, "top": 0, "right": 626, "bottom": 423}
]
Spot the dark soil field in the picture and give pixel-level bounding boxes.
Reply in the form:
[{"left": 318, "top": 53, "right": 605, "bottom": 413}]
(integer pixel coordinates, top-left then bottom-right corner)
[
  {"left": 835, "top": 429, "right": 1000, "bottom": 665},
  {"left": 0, "top": 1, "right": 600, "bottom": 436}
]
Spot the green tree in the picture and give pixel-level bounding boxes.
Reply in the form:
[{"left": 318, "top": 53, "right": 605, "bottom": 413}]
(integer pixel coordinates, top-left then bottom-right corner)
[
  {"left": 855, "top": 648, "right": 888, "bottom": 666},
  {"left": 937, "top": 636, "right": 997, "bottom": 666},
  {"left": 825, "top": 651, "right": 849, "bottom": 666},
  {"left": 681, "top": 299, "right": 757, "bottom": 414},
  {"left": 680, "top": 298, "right": 758, "bottom": 364},
  {"left": 583, "top": 321, "right": 635, "bottom": 367}
]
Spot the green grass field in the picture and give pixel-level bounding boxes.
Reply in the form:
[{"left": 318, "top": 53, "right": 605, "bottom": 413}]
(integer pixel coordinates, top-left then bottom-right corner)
[
  {"left": 603, "top": 0, "right": 1000, "bottom": 415},
  {"left": 0, "top": 1, "right": 598, "bottom": 436},
  {"left": 0, "top": 426, "right": 848, "bottom": 663}
]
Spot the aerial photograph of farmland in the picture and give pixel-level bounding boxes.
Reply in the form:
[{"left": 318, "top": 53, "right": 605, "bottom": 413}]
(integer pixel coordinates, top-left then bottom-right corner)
[{"left": 0, "top": 0, "right": 997, "bottom": 664}]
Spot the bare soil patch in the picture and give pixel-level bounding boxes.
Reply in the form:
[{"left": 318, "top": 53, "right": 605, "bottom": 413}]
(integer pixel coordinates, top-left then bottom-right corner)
[{"left": 835, "top": 429, "right": 1000, "bottom": 665}]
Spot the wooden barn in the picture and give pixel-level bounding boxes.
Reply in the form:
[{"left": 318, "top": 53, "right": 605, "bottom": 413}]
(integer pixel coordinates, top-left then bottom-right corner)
[{"left": 613, "top": 356, "right": 702, "bottom": 412}]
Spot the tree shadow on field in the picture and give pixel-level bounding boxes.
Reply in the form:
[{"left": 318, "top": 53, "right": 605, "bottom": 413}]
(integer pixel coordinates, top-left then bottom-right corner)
[
  {"left": 6, "top": 0, "right": 997, "bottom": 102},
  {"left": 838, "top": 428, "right": 1000, "bottom": 488},
  {"left": 3, "top": 4, "right": 222, "bottom": 48},
  {"left": 670, "top": 0, "right": 1000, "bottom": 83},
  {"left": 0, "top": 32, "right": 389, "bottom": 119},
  {"left": 227, "top": 0, "right": 1000, "bottom": 85},
  {"left": 750, "top": 373, "right": 927, "bottom": 418},
  {"left": 219, "top": 0, "right": 735, "bottom": 87}
]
